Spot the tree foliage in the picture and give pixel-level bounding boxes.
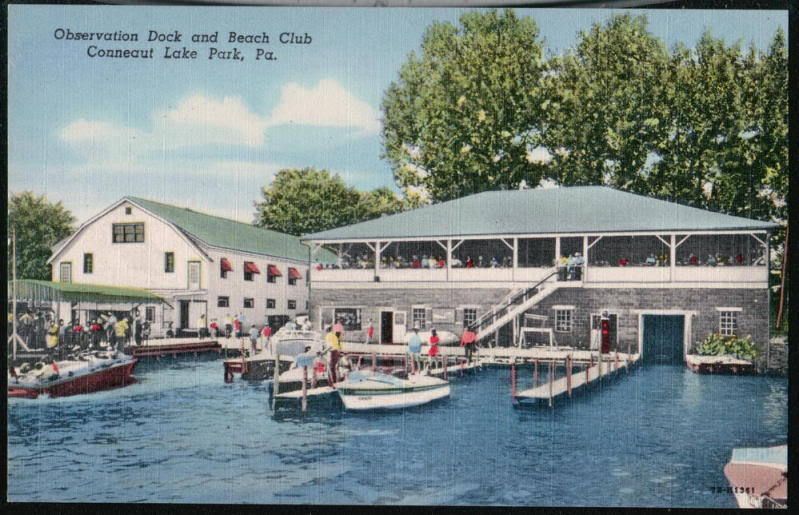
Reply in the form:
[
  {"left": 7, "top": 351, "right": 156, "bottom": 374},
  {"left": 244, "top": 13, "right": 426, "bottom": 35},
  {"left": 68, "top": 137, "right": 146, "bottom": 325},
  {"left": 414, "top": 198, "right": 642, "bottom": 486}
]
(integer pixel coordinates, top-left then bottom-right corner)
[
  {"left": 382, "top": 9, "right": 549, "bottom": 202},
  {"left": 8, "top": 192, "right": 76, "bottom": 280},
  {"left": 254, "top": 168, "right": 405, "bottom": 236},
  {"left": 381, "top": 12, "right": 787, "bottom": 234}
]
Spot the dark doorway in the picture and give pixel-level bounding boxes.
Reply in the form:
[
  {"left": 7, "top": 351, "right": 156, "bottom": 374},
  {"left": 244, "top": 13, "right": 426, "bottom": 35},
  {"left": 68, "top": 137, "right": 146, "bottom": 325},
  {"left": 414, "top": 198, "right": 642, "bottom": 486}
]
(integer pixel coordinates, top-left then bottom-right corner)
[
  {"left": 267, "top": 315, "right": 290, "bottom": 333},
  {"left": 380, "top": 311, "right": 393, "bottom": 344},
  {"left": 642, "top": 315, "right": 685, "bottom": 365},
  {"left": 179, "top": 301, "right": 190, "bottom": 330}
]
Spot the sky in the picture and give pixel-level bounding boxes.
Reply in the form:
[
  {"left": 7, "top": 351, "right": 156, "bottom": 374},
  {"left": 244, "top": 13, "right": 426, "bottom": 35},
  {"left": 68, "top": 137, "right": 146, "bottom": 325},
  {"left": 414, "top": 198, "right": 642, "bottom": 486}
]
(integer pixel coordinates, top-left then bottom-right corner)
[{"left": 7, "top": 6, "right": 788, "bottom": 225}]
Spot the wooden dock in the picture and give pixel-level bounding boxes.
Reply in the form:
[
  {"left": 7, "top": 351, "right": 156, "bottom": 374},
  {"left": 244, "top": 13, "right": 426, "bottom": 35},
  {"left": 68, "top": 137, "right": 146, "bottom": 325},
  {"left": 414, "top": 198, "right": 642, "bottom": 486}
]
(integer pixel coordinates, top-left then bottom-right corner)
[
  {"left": 127, "top": 338, "right": 221, "bottom": 357},
  {"left": 685, "top": 354, "right": 755, "bottom": 375},
  {"left": 513, "top": 352, "right": 639, "bottom": 407}
]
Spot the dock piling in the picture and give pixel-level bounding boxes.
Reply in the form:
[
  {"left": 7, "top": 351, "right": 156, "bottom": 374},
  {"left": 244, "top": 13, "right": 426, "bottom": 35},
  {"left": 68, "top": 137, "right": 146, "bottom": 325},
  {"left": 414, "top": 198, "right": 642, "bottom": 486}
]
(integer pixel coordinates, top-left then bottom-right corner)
[
  {"left": 548, "top": 360, "right": 554, "bottom": 408},
  {"left": 533, "top": 359, "right": 539, "bottom": 387},
  {"left": 371, "top": 353, "right": 377, "bottom": 373},
  {"left": 511, "top": 360, "right": 517, "bottom": 398},
  {"left": 566, "top": 354, "right": 572, "bottom": 398},
  {"left": 301, "top": 366, "right": 308, "bottom": 413}
]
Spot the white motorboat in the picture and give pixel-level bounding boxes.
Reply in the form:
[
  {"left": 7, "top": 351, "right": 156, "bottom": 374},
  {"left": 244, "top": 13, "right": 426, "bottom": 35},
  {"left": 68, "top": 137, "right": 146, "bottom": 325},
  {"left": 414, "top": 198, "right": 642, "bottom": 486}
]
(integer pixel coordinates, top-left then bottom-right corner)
[
  {"left": 223, "top": 329, "right": 325, "bottom": 381},
  {"left": 335, "top": 370, "right": 450, "bottom": 410},
  {"left": 724, "top": 445, "right": 787, "bottom": 509}
]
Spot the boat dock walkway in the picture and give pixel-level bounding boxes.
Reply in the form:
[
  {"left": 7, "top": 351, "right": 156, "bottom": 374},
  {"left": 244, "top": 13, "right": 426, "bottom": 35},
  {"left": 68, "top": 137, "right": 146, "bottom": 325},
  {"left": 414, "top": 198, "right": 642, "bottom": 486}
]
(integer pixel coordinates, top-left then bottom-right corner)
[{"left": 513, "top": 352, "right": 640, "bottom": 407}]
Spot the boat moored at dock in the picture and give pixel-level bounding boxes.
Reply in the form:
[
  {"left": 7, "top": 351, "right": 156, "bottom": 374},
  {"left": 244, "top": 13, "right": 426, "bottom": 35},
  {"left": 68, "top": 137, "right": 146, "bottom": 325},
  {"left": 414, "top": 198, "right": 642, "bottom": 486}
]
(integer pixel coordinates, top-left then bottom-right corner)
[
  {"left": 724, "top": 445, "right": 787, "bottom": 509},
  {"left": 8, "top": 350, "right": 137, "bottom": 399},
  {"left": 335, "top": 370, "right": 450, "bottom": 410}
]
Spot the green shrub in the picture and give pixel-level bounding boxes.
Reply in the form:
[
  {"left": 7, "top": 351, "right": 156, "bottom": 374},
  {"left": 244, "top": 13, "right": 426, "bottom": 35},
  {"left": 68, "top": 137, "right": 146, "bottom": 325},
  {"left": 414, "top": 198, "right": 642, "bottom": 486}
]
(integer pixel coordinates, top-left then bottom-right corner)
[{"left": 694, "top": 333, "right": 758, "bottom": 361}]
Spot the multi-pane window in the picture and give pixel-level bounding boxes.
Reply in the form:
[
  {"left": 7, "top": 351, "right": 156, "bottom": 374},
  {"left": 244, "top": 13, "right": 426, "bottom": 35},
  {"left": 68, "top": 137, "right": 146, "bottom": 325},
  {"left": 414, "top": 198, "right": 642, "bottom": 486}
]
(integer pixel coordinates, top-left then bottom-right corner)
[
  {"left": 463, "top": 308, "right": 478, "bottom": 328},
  {"left": 217, "top": 296, "right": 230, "bottom": 308},
  {"left": 59, "top": 262, "right": 72, "bottom": 283},
  {"left": 288, "top": 300, "right": 297, "bottom": 310},
  {"left": 334, "top": 308, "right": 362, "bottom": 330},
  {"left": 145, "top": 306, "right": 156, "bottom": 322},
  {"left": 83, "top": 253, "right": 93, "bottom": 274},
  {"left": 720, "top": 311, "right": 738, "bottom": 336},
  {"left": 165, "top": 252, "right": 175, "bottom": 273},
  {"left": 266, "top": 298, "right": 276, "bottom": 309},
  {"left": 112, "top": 223, "right": 144, "bottom": 243},
  {"left": 244, "top": 298, "right": 255, "bottom": 309},
  {"left": 412, "top": 307, "right": 427, "bottom": 329},
  {"left": 289, "top": 277, "right": 297, "bottom": 286},
  {"left": 125, "top": 207, "right": 132, "bottom": 215},
  {"left": 555, "top": 309, "right": 573, "bottom": 333}
]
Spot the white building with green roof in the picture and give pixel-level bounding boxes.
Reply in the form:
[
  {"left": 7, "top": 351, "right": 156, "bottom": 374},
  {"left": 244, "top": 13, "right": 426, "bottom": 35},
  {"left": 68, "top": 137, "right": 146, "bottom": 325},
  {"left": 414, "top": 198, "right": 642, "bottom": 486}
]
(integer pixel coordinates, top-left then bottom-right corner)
[
  {"left": 302, "top": 186, "right": 777, "bottom": 367},
  {"left": 48, "top": 197, "right": 329, "bottom": 336}
]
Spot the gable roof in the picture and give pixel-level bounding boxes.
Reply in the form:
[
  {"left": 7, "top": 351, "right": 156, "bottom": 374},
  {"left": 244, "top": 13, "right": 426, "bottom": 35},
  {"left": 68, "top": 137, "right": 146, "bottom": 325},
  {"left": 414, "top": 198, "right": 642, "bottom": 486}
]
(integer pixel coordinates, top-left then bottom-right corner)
[
  {"left": 125, "top": 197, "right": 330, "bottom": 263},
  {"left": 302, "top": 186, "right": 778, "bottom": 241}
]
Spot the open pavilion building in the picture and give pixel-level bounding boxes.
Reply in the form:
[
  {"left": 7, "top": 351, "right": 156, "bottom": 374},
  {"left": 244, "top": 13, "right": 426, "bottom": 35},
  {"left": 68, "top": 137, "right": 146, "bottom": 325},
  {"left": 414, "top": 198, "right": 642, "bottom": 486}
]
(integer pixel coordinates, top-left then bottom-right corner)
[{"left": 302, "top": 186, "right": 777, "bottom": 367}]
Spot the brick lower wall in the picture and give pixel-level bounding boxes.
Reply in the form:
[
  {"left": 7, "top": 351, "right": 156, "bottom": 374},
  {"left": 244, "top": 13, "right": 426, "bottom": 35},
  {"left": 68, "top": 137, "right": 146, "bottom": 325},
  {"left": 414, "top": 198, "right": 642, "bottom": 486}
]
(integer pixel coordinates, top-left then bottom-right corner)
[{"left": 310, "top": 286, "right": 770, "bottom": 367}]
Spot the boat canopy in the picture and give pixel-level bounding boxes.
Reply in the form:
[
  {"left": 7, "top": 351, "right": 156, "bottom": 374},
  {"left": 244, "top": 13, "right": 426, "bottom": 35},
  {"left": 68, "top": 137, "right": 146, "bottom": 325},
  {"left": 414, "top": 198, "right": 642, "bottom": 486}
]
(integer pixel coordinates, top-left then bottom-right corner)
[
  {"left": 8, "top": 279, "right": 169, "bottom": 306},
  {"left": 730, "top": 446, "right": 787, "bottom": 470}
]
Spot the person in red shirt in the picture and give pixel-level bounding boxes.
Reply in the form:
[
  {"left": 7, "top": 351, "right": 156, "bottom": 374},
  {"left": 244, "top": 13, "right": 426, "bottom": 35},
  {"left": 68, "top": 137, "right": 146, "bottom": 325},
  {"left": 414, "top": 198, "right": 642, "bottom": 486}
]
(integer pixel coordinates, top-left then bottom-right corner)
[
  {"left": 411, "top": 256, "right": 422, "bottom": 268},
  {"left": 233, "top": 316, "right": 242, "bottom": 338},
  {"left": 427, "top": 328, "right": 440, "bottom": 362},
  {"left": 209, "top": 319, "right": 220, "bottom": 338},
  {"left": 617, "top": 257, "right": 629, "bottom": 267},
  {"left": 460, "top": 326, "right": 477, "bottom": 363},
  {"left": 89, "top": 320, "right": 103, "bottom": 348},
  {"left": 260, "top": 324, "right": 273, "bottom": 353},
  {"left": 465, "top": 256, "right": 474, "bottom": 268},
  {"left": 436, "top": 257, "right": 446, "bottom": 268},
  {"left": 365, "top": 319, "right": 375, "bottom": 344}
]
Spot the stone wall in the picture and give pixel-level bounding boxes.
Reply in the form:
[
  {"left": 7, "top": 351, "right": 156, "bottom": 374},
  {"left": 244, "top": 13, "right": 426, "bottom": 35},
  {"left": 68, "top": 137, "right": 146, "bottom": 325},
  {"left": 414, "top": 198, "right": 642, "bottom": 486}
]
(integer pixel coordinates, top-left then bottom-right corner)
[
  {"left": 765, "top": 336, "right": 788, "bottom": 375},
  {"left": 310, "top": 286, "right": 771, "bottom": 366}
]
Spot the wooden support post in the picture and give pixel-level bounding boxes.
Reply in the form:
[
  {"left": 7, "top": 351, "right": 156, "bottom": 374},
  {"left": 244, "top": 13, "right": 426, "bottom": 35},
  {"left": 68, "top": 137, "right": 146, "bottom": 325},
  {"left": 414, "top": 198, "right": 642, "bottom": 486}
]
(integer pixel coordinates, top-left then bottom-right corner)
[
  {"left": 566, "top": 355, "right": 572, "bottom": 397},
  {"left": 615, "top": 352, "right": 619, "bottom": 372},
  {"left": 272, "top": 353, "right": 280, "bottom": 411},
  {"left": 301, "top": 366, "right": 308, "bottom": 413},
  {"left": 311, "top": 362, "right": 318, "bottom": 389},
  {"left": 548, "top": 360, "right": 554, "bottom": 408},
  {"left": 585, "top": 362, "right": 589, "bottom": 384},
  {"left": 510, "top": 360, "right": 517, "bottom": 398},
  {"left": 443, "top": 356, "right": 448, "bottom": 380},
  {"left": 533, "top": 359, "right": 539, "bottom": 387},
  {"left": 627, "top": 337, "right": 631, "bottom": 357}
]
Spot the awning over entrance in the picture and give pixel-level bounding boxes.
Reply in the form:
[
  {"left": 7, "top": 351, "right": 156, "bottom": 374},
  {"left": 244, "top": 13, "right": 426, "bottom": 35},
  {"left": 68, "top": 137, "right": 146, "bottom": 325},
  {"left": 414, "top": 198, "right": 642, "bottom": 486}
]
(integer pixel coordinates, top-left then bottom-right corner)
[
  {"left": 8, "top": 280, "right": 169, "bottom": 305},
  {"left": 288, "top": 267, "right": 302, "bottom": 280},
  {"left": 244, "top": 261, "right": 261, "bottom": 274},
  {"left": 267, "top": 264, "right": 282, "bottom": 277},
  {"left": 220, "top": 258, "right": 233, "bottom": 272}
]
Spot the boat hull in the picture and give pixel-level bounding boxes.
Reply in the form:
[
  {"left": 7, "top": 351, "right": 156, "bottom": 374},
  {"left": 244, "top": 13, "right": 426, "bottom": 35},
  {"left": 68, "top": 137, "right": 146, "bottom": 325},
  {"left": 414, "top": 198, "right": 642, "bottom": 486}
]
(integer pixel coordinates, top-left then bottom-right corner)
[
  {"left": 9, "top": 360, "right": 138, "bottom": 399},
  {"left": 338, "top": 384, "right": 450, "bottom": 410}
]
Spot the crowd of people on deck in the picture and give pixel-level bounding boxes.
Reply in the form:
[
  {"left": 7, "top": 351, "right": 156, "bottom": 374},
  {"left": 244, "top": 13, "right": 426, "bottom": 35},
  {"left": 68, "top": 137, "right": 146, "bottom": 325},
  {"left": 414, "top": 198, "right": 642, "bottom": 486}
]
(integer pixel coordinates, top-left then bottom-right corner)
[
  {"left": 555, "top": 252, "right": 585, "bottom": 281},
  {"left": 588, "top": 251, "right": 762, "bottom": 267},
  {"left": 7, "top": 309, "right": 150, "bottom": 358},
  {"left": 314, "top": 253, "right": 516, "bottom": 270}
]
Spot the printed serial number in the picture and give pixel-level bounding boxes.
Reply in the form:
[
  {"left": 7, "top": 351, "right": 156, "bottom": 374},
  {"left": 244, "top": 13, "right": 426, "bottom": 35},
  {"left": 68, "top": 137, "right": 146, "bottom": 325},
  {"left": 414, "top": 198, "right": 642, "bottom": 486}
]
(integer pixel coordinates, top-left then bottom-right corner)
[{"left": 709, "top": 486, "right": 756, "bottom": 494}]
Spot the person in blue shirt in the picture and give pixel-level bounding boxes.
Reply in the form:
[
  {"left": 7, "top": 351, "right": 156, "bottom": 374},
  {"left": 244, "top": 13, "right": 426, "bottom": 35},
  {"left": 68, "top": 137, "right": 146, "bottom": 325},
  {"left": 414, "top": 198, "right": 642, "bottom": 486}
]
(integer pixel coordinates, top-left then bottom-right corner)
[{"left": 407, "top": 327, "right": 423, "bottom": 374}]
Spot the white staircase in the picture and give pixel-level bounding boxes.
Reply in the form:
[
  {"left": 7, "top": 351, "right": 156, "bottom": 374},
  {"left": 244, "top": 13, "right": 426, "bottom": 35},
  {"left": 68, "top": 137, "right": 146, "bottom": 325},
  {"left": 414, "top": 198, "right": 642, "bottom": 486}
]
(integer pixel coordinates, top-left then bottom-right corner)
[{"left": 472, "top": 269, "right": 560, "bottom": 343}]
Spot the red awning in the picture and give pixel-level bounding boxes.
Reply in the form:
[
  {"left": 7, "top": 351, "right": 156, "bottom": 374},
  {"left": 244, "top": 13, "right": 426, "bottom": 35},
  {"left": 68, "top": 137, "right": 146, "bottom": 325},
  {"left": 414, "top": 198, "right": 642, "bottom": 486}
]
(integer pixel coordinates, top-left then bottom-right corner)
[
  {"left": 267, "top": 264, "right": 282, "bottom": 277},
  {"left": 244, "top": 262, "right": 261, "bottom": 274},
  {"left": 288, "top": 267, "right": 302, "bottom": 280},
  {"left": 220, "top": 258, "right": 233, "bottom": 273}
]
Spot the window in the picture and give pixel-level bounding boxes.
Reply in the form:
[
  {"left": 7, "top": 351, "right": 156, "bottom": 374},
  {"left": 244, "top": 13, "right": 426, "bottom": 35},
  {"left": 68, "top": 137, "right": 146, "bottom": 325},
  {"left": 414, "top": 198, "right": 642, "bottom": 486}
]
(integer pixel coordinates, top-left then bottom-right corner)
[
  {"left": 83, "top": 253, "right": 93, "bottom": 274},
  {"left": 220, "top": 258, "right": 232, "bottom": 279},
  {"left": 188, "top": 261, "right": 201, "bottom": 289},
  {"left": 125, "top": 206, "right": 132, "bottom": 215},
  {"left": 145, "top": 306, "right": 156, "bottom": 322},
  {"left": 306, "top": 300, "right": 309, "bottom": 310},
  {"left": 288, "top": 300, "right": 297, "bottom": 310},
  {"left": 217, "top": 296, "right": 230, "bottom": 308},
  {"left": 555, "top": 309, "right": 573, "bottom": 333},
  {"left": 164, "top": 252, "right": 175, "bottom": 273},
  {"left": 243, "top": 298, "right": 255, "bottom": 309},
  {"left": 289, "top": 277, "right": 297, "bottom": 286},
  {"left": 463, "top": 308, "right": 478, "bottom": 328},
  {"left": 412, "top": 307, "right": 427, "bottom": 329},
  {"left": 334, "top": 308, "right": 362, "bottom": 330},
  {"left": 244, "top": 270, "right": 254, "bottom": 281},
  {"left": 267, "top": 264, "right": 281, "bottom": 283},
  {"left": 59, "top": 262, "right": 72, "bottom": 283},
  {"left": 719, "top": 311, "right": 739, "bottom": 336},
  {"left": 112, "top": 223, "right": 144, "bottom": 243},
  {"left": 288, "top": 267, "right": 302, "bottom": 285},
  {"left": 266, "top": 298, "right": 276, "bottom": 309}
]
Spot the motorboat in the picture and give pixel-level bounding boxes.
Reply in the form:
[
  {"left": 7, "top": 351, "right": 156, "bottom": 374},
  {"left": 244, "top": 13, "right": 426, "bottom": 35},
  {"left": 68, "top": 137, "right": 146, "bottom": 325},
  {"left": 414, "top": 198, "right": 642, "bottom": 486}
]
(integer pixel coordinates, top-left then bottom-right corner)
[
  {"left": 335, "top": 370, "right": 450, "bottom": 411},
  {"left": 724, "top": 445, "right": 787, "bottom": 509},
  {"left": 8, "top": 350, "right": 137, "bottom": 399},
  {"left": 223, "top": 329, "right": 325, "bottom": 381}
]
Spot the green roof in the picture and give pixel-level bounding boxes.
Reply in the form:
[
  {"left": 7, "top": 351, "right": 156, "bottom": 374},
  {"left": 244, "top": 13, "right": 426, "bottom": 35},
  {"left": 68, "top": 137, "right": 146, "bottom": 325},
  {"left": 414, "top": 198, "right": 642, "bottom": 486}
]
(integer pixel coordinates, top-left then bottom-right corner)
[
  {"left": 303, "top": 186, "right": 778, "bottom": 241},
  {"left": 10, "top": 280, "right": 167, "bottom": 304},
  {"left": 126, "top": 197, "right": 334, "bottom": 263}
]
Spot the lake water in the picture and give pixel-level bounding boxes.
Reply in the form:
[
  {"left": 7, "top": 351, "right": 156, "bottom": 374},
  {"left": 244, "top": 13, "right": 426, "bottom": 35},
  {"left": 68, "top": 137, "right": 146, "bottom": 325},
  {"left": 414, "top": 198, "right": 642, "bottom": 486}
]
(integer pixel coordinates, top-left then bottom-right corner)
[{"left": 7, "top": 355, "right": 787, "bottom": 506}]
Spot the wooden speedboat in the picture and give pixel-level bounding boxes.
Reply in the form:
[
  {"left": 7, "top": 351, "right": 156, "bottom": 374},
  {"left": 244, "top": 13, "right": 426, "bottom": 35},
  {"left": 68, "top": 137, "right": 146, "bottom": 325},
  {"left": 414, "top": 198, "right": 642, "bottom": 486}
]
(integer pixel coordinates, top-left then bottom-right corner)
[
  {"left": 8, "top": 350, "right": 137, "bottom": 399},
  {"left": 223, "top": 329, "right": 325, "bottom": 382},
  {"left": 724, "top": 445, "right": 787, "bottom": 509},
  {"left": 335, "top": 370, "right": 450, "bottom": 411}
]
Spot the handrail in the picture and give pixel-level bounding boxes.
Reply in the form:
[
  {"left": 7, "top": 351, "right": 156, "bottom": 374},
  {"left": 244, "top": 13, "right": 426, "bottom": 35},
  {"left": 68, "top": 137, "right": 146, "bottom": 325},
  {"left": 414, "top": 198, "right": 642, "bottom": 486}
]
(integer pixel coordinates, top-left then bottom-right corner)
[{"left": 468, "top": 268, "right": 559, "bottom": 332}]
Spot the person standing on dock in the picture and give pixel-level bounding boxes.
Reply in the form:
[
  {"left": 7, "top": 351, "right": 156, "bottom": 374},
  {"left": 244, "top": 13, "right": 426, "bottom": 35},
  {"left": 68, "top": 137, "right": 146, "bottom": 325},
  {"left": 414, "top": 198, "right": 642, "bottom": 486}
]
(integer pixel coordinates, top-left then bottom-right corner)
[
  {"left": 248, "top": 324, "right": 259, "bottom": 355},
  {"left": 460, "top": 326, "right": 477, "bottom": 363},
  {"left": 260, "top": 324, "right": 272, "bottom": 353},
  {"left": 428, "top": 329, "right": 441, "bottom": 365},
  {"left": 325, "top": 326, "right": 342, "bottom": 384},
  {"left": 333, "top": 319, "right": 344, "bottom": 340},
  {"left": 224, "top": 314, "right": 233, "bottom": 338},
  {"left": 365, "top": 319, "right": 375, "bottom": 344},
  {"left": 46, "top": 318, "right": 59, "bottom": 351},
  {"left": 198, "top": 314, "right": 207, "bottom": 338},
  {"left": 233, "top": 315, "right": 242, "bottom": 338},
  {"left": 408, "top": 327, "right": 423, "bottom": 374},
  {"left": 114, "top": 317, "right": 129, "bottom": 351}
]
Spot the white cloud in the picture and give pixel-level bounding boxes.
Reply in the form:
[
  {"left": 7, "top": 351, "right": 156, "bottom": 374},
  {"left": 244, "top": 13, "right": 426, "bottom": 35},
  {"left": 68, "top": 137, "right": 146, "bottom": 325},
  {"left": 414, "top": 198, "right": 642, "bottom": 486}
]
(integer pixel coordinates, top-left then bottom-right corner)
[
  {"left": 266, "top": 79, "right": 381, "bottom": 135},
  {"left": 158, "top": 94, "right": 267, "bottom": 147}
]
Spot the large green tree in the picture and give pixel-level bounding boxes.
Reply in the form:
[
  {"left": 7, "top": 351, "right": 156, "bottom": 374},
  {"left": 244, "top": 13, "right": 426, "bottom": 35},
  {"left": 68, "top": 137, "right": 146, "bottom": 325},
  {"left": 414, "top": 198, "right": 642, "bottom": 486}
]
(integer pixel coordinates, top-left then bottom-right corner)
[
  {"left": 254, "top": 168, "right": 404, "bottom": 236},
  {"left": 8, "top": 192, "right": 75, "bottom": 280},
  {"left": 382, "top": 9, "right": 549, "bottom": 202}
]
